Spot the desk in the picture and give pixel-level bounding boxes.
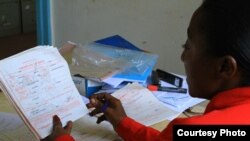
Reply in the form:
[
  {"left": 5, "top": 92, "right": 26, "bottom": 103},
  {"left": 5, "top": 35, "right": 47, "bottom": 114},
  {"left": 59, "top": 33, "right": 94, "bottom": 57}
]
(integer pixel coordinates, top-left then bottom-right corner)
[
  {"left": 0, "top": 92, "right": 16, "bottom": 113},
  {"left": 0, "top": 92, "right": 208, "bottom": 140},
  {"left": 151, "top": 100, "right": 208, "bottom": 131}
]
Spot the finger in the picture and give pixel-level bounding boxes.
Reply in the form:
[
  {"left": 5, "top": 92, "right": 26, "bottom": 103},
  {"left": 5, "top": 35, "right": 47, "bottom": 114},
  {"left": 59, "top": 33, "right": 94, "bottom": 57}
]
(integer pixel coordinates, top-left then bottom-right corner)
[
  {"left": 88, "top": 93, "right": 115, "bottom": 114},
  {"left": 64, "top": 121, "right": 73, "bottom": 133},
  {"left": 95, "top": 93, "right": 112, "bottom": 102},
  {"left": 87, "top": 98, "right": 99, "bottom": 107},
  {"left": 89, "top": 97, "right": 105, "bottom": 109},
  {"left": 89, "top": 93, "right": 110, "bottom": 103},
  {"left": 89, "top": 93, "right": 107, "bottom": 98},
  {"left": 86, "top": 103, "right": 94, "bottom": 108},
  {"left": 96, "top": 115, "right": 107, "bottom": 124},
  {"left": 89, "top": 108, "right": 102, "bottom": 116},
  {"left": 97, "top": 93, "right": 114, "bottom": 100},
  {"left": 40, "top": 136, "right": 49, "bottom": 141},
  {"left": 53, "top": 115, "right": 62, "bottom": 130}
]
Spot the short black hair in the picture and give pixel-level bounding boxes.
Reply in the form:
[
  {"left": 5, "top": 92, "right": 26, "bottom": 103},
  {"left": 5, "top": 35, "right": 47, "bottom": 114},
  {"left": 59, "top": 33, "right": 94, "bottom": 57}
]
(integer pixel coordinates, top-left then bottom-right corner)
[{"left": 200, "top": 0, "right": 250, "bottom": 85}]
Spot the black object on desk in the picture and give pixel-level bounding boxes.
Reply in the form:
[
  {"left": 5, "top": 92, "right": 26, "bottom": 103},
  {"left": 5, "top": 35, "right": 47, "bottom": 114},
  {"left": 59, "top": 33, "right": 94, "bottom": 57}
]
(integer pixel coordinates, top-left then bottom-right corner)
[
  {"left": 151, "top": 70, "right": 160, "bottom": 85},
  {"left": 147, "top": 85, "right": 187, "bottom": 94},
  {"left": 156, "top": 69, "right": 183, "bottom": 88}
]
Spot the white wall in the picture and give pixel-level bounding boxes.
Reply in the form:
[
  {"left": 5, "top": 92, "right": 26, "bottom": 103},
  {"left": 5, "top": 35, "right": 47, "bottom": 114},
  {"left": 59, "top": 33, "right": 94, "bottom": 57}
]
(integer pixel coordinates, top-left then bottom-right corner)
[{"left": 51, "top": 0, "right": 201, "bottom": 75}]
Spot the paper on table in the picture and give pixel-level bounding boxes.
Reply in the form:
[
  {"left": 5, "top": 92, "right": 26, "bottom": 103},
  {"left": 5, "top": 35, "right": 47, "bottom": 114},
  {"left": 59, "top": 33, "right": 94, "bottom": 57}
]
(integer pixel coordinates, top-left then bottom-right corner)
[
  {"left": 71, "top": 115, "right": 121, "bottom": 141},
  {"left": 0, "top": 46, "right": 88, "bottom": 139},
  {"left": 154, "top": 91, "right": 191, "bottom": 108},
  {"left": 112, "top": 83, "right": 179, "bottom": 126},
  {"left": 0, "top": 94, "right": 120, "bottom": 141},
  {"left": 154, "top": 91, "right": 205, "bottom": 113},
  {"left": 102, "top": 77, "right": 124, "bottom": 88},
  {"left": 0, "top": 115, "right": 121, "bottom": 141},
  {"left": 154, "top": 78, "right": 205, "bottom": 117}
]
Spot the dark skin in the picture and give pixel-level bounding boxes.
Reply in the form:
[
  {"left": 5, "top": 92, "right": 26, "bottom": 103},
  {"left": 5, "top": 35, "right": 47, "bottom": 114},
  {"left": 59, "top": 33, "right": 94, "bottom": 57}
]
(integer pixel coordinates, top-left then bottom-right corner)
[
  {"left": 181, "top": 7, "right": 242, "bottom": 99},
  {"left": 41, "top": 115, "right": 73, "bottom": 141},
  {"left": 87, "top": 93, "right": 127, "bottom": 129},
  {"left": 41, "top": 95, "right": 126, "bottom": 141},
  {"left": 43, "top": 6, "right": 244, "bottom": 141}
]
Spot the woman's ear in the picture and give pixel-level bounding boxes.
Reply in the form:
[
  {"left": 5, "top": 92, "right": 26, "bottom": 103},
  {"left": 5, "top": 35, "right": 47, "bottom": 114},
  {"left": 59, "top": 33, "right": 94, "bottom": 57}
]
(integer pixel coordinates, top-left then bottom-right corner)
[{"left": 218, "top": 55, "right": 238, "bottom": 79}]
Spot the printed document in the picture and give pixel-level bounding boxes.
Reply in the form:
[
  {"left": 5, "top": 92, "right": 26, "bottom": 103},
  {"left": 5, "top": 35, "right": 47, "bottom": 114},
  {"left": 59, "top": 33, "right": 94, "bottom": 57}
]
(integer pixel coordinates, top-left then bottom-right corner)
[
  {"left": 0, "top": 46, "right": 88, "bottom": 139},
  {"left": 112, "top": 83, "right": 179, "bottom": 126}
]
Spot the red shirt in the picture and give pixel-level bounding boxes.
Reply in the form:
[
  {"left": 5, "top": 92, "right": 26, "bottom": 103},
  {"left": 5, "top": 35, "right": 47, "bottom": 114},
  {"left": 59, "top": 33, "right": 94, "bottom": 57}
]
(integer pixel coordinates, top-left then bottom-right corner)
[
  {"left": 55, "top": 87, "right": 250, "bottom": 141},
  {"left": 54, "top": 134, "right": 75, "bottom": 141}
]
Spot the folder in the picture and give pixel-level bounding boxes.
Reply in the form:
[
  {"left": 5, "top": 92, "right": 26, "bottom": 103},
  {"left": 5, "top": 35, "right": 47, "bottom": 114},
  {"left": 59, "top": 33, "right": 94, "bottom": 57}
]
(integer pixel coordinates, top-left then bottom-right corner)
[{"left": 95, "top": 35, "right": 143, "bottom": 51}]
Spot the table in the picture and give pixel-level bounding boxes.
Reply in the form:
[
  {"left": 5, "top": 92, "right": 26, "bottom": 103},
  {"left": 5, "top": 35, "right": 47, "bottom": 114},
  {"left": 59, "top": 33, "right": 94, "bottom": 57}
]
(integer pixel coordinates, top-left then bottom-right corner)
[
  {"left": 0, "top": 92, "right": 208, "bottom": 140},
  {"left": 0, "top": 92, "right": 208, "bottom": 129}
]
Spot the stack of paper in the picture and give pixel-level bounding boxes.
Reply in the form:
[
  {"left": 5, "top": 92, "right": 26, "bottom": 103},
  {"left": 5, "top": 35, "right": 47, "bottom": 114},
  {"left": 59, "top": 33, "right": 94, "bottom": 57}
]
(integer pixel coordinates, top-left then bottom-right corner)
[
  {"left": 0, "top": 82, "right": 180, "bottom": 141},
  {"left": 0, "top": 46, "right": 89, "bottom": 139},
  {"left": 112, "top": 82, "right": 179, "bottom": 125},
  {"left": 0, "top": 112, "right": 121, "bottom": 141},
  {"left": 153, "top": 78, "right": 206, "bottom": 115}
]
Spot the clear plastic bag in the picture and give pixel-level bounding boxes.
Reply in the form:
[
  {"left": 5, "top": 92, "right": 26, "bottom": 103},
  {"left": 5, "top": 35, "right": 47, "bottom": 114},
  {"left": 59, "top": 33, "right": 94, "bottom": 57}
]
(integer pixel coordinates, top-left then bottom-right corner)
[
  {"left": 83, "top": 43, "right": 158, "bottom": 80},
  {"left": 69, "top": 43, "right": 129, "bottom": 81},
  {"left": 61, "top": 41, "right": 158, "bottom": 82}
]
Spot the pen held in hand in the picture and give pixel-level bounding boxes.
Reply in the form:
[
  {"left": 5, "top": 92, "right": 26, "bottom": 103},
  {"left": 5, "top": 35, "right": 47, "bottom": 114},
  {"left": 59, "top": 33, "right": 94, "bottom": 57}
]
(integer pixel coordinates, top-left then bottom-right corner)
[{"left": 101, "top": 101, "right": 109, "bottom": 112}]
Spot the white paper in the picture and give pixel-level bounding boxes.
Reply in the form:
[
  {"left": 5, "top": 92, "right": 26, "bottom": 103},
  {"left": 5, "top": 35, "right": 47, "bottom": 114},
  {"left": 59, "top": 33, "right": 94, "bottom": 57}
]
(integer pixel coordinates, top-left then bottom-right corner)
[
  {"left": 112, "top": 83, "right": 179, "bottom": 126},
  {"left": 102, "top": 77, "right": 124, "bottom": 88},
  {"left": 0, "top": 46, "right": 88, "bottom": 139},
  {"left": 0, "top": 115, "right": 122, "bottom": 141},
  {"left": 154, "top": 78, "right": 206, "bottom": 117},
  {"left": 71, "top": 115, "right": 121, "bottom": 141}
]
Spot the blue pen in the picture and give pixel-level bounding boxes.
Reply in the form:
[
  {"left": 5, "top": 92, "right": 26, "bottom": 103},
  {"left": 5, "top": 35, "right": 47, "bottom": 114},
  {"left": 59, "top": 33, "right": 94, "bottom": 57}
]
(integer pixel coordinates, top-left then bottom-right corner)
[{"left": 101, "top": 101, "right": 109, "bottom": 112}]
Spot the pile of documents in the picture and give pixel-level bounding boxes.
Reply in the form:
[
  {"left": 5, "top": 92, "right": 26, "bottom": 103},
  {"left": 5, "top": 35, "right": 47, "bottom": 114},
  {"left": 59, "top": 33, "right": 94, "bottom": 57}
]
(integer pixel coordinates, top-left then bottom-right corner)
[
  {"left": 61, "top": 35, "right": 205, "bottom": 115},
  {"left": 61, "top": 35, "right": 158, "bottom": 96},
  {"left": 0, "top": 46, "right": 89, "bottom": 139},
  {"left": 153, "top": 79, "right": 205, "bottom": 116},
  {"left": 0, "top": 41, "right": 205, "bottom": 141}
]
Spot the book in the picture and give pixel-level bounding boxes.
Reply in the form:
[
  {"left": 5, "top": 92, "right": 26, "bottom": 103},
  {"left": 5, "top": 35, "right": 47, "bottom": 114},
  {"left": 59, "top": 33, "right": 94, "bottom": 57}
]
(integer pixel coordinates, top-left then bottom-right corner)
[{"left": 0, "top": 46, "right": 89, "bottom": 139}]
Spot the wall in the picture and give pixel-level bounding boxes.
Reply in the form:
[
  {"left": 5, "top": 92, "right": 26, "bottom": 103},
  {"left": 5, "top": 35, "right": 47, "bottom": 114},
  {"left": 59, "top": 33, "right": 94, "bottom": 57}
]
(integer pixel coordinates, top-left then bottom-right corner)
[
  {"left": 0, "top": 0, "right": 21, "bottom": 37},
  {"left": 51, "top": 0, "right": 201, "bottom": 74},
  {"left": 0, "top": 0, "right": 36, "bottom": 37}
]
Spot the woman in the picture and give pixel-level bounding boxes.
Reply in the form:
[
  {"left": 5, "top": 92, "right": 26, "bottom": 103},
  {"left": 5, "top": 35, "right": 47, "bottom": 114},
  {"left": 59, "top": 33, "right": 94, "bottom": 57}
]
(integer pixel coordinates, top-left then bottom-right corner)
[{"left": 43, "top": 0, "right": 250, "bottom": 140}]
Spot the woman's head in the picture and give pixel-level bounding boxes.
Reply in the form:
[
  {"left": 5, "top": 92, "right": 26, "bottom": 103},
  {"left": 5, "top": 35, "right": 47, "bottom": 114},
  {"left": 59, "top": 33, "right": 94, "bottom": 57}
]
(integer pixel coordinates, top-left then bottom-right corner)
[{"left": 181, "top": 0, "right": 250, "bottom": 99}]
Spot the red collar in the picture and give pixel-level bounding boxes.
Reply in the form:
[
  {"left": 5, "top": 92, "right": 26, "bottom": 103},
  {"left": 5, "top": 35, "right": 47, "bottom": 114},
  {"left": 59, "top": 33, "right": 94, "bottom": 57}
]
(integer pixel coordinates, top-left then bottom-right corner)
[{"left": 205, "top": 87, "right": 250, "bottom": 113}]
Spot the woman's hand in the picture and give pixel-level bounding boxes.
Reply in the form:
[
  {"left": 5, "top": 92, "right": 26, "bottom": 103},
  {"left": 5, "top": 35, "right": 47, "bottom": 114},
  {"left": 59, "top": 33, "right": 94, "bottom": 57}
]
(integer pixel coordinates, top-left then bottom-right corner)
[
  {"left": 87, "top": 93, "right": 127, "bottom": 129},
  {"left": 41, "top": 115, "right": 73, "bottom": 141}
]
